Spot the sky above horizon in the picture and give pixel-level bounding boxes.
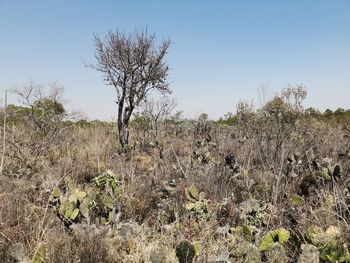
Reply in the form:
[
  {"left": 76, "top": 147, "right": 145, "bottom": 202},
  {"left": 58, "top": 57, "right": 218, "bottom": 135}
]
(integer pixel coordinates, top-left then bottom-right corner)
[{"left": 0, "top": 0, "right": 349, "bottom": 120}]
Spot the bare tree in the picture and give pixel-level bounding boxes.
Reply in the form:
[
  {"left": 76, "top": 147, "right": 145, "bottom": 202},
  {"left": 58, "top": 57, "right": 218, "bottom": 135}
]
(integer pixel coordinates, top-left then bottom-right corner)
[
  {"left": 91, "top": 29, "right": 171, "bottom": 150},
  {"left": 2, "top": 83, "right": 67, "bottom": 177},
  {"left": 140, "top": 95, "right": 176, "bottom": 139}
]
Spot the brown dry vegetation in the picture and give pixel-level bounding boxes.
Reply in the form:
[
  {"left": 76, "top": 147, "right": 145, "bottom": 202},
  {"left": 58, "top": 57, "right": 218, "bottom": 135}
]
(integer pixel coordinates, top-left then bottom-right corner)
[{"left": 1, "top": 85, "right": 350, "bottom": 262}]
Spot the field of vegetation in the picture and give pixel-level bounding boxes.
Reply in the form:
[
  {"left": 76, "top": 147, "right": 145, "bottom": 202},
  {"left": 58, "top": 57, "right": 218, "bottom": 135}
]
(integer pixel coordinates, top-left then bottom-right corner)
[{"left": 1, "top": 83, "right": 350, "bottom": 262}]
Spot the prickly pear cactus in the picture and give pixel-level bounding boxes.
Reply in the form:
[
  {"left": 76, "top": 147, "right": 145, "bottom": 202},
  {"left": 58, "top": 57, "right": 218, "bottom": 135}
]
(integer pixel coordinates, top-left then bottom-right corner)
[
  {"left": 318, "top": 161, "right": 341, "bottom": 181},
  {"left": 91, "top": 170, "right": 122, "bottom": 225},
  {"left": 305, "top": 225, "right": 350, "bottom": 263},
  {"left": 231, "top": 225, "right": 254, "bottom": 242},
  {"left": 321, "top": 167, "right": 332, "bottom": 180},
  {"left": 175, "top": 240, "right": 196, "bottom": 263},
  {"left": 185, "top": 185, "right": 209, "bottom": 220},
  {"left": 185, "top": 185, "right": 199, "bottom": 202},
  {"left": 93, "top": 170, "right": 120, "bottom": 194},
  {"left": 291, "top": 195, "right": 305, "bottom": 206},
  {"left": 228, "top": 235, "right": 250, "bottom": 258},
  {"left": 307, "top": 225, "right": 341, "bottom": 247},
  {"left": 52, "top": 170, "right": 122, "bottom": 227},
  {"left": 228, "top": 225, "right": 255, "bottom": 258},
  {"left": 238, "top": 199, "right": 270, "bottom": 227},
  {"left": 259, "top": 228, "right": 290, "bottom": 251},
  {"left": 52, "top": 182, "right": 89, "bottom": 225},
  {"left": 320, "top": 240, "right": 350, "bottom": 263}
]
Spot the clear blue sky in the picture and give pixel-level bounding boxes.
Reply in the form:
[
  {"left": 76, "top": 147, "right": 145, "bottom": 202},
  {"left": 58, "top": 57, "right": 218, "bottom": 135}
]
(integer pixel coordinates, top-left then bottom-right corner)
[{"left": 0, "top": 0, "right": 349, "bottom": 120}]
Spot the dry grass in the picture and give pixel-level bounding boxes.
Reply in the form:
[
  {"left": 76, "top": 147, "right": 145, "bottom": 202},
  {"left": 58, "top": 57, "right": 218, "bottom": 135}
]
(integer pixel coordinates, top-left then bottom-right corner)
[{"left": 1, "top": 98, "right": 350, "bottom": 262}]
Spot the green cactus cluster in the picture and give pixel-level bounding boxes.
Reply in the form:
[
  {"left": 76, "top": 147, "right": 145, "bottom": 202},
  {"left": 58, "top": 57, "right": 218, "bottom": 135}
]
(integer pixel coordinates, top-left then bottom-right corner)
[
  {"left": 226, "top": 225, "right": 350, "bottom": 263},
  {"left": 51, "top": 177, "right": 89, "bottom": 225},
  {"left": 185, "top": 185, "right": 209, "bottom": 219},
  {"left": 227, "top": 226, "right": 290, "bottom": 262},
  {"left": 307, "top": 225, "right": 341, "bottom": 247},
  {"left": 258, "top": 228, "right": 290, "bottom": 252},
  {"left": 228, "top": 231, "right": 252, "bottom": 258},
  {"left": 306, "top": 225, "right": 350, "bottom": 263},
  {"left": 228, "top": 224, "right": 257, "bottom": 259},
  {"left": 230, "top": 225, "right": 254, "bottom": 242},
  {"left": 51, "top": 170, "right": 122, "bottom": 227},
  {"left": 91, "top": 170, "right": 121, "bottom": 225},
  {"left": 320, "top": 240, "right": 350, "bottom": 263},
  {"left": 238, "top": 199, "right": 270, "bottom": 227},
  {"left": 225, "top": 201, "right": 287, "bottom": 262},
  {"left": 192, "top": 139, "right": 218, "bottom": 165},
  {"left": 320, "top": 163, "right": 341, "bottom": 181},
  {"left": 92, "top": 170, "right": 121, "bottom": 194}
]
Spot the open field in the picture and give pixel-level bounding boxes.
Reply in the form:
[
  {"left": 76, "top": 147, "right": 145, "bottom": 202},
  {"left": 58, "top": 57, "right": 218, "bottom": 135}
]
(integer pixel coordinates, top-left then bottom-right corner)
[
  {"left": 1, "top": 87, "right": 350, "bottom": 262},
  {"left": 1, "top": 2, "right": 350, "bottom": 262}
]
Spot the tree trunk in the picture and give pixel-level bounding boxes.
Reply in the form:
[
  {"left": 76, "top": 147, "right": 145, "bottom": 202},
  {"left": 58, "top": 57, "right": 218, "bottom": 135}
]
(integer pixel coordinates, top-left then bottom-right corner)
[
  {"left": 117, "top": 98, "right": 126, "bottom": 151},
  {"left": 117, "top": 104, "right": 133, "bottom": 152},
  {"left": 117, "top": 118, "right": 124, "bottom": 151}
]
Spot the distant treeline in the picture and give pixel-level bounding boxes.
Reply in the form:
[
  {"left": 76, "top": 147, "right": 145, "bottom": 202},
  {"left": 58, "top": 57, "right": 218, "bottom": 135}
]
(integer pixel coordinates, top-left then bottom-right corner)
[
  {"left": 217, "top": 107, "right": 350, "bottom": 126},
  {"left": 3, "top": 102, "right": 350, "bottom": 129}
]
